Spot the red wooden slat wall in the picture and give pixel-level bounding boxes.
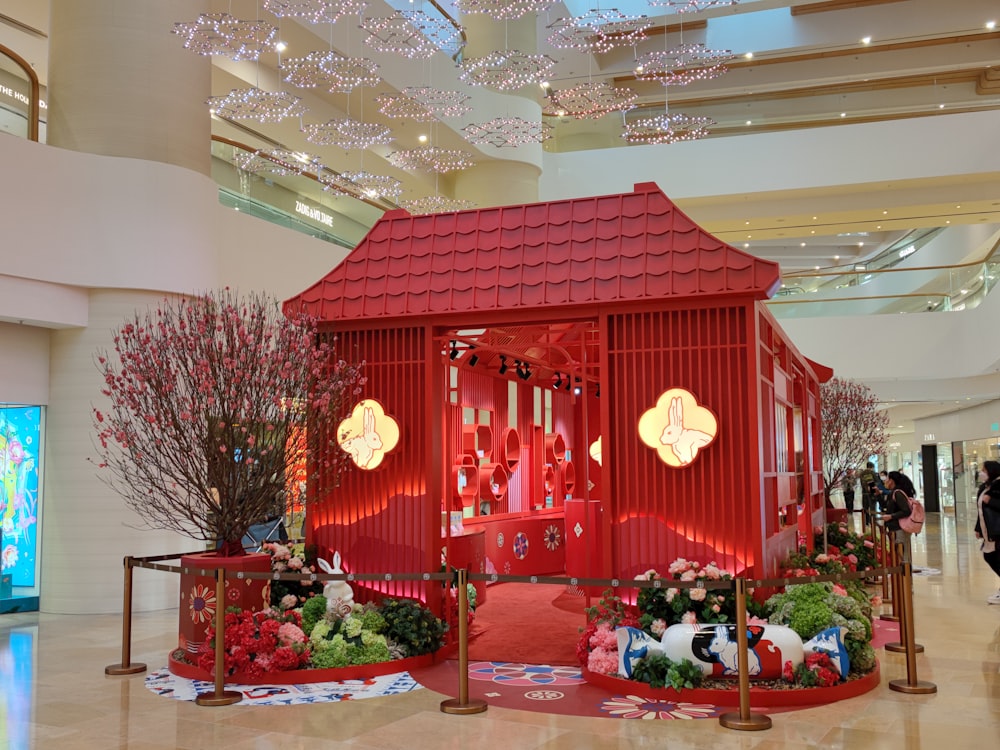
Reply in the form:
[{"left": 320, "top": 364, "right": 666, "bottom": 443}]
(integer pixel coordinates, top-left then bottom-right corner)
[
  {"left": 310, "top": 326, "right": 439, "bottom": 608},
  {"left": 604, "top": 302, "right": 760, "bottom": 577}
]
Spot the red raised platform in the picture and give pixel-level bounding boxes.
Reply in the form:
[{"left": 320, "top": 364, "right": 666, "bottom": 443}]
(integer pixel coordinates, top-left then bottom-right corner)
[
  {"left": 581, "top": 661, "right": 881, "bottom": 707},
  {"left": 168, "top": 650, "right": 438, "bottom": 685}
]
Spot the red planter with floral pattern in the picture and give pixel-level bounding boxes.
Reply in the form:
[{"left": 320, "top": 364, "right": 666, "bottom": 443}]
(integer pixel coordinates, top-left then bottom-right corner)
[{"left": 177, "top": 552, "right": 272, "bottom": 656}]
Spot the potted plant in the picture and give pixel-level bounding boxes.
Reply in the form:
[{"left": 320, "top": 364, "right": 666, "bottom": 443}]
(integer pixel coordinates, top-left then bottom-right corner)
[{"left": 91, "top": 288, "right": 363, "bottom": 651}]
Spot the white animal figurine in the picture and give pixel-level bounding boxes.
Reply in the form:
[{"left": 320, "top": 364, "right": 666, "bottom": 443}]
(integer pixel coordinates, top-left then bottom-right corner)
[
  {"left": 340, "top": 406, "right": 383, "bottom": 469},
  {"left": 707, "top": 624, "right": 760, "bottom": 676},
  {"left": 659, "top": 397, "right": 713, "bottom": 465},
  {"left": 316, "top": 551, "right": 354, "bottom": 618}
]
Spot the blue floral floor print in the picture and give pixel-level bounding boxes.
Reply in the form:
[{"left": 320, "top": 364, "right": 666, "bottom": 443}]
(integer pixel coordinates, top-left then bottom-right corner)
[{"left": 145, "top": 668, "right": 421, "bottom": 705}]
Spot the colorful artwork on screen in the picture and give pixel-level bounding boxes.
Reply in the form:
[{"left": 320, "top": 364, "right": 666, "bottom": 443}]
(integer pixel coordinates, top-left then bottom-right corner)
[{"left": 1, "top": 406, "right": 41, "bottom": 587}]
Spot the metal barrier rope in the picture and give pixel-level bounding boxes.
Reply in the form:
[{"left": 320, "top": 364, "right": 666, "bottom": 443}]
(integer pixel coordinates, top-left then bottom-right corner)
[{"left": 107, "top": 549, "right": 922, "bottom": 720}]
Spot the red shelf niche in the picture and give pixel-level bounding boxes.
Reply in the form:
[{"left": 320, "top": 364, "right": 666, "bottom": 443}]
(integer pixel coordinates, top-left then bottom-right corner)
[
  {"left": 479, "top": 462, "right": 508, "bottom": 502},
  {"left": 452, "top": 454, "right": 478, "bottom": 507},
  {"left": 501, "top": 427, "right": 520, "bottom": 472},
  {"left": 543, "top": 463, "right": 555, "bottom": 497},
  {"left": 561, "top": 460, "right": 576, "bottom": 495},
  {"left": 545, "top": 433, "right": 566, "bottom": 465},
  {"left": 462, "top": 423, "right": 493, "bottom": 461}
]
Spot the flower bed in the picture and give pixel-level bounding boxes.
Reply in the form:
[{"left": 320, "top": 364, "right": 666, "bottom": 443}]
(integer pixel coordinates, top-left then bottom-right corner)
[{"left": 581, "top": 662, "right": 881, "bottom": 708}]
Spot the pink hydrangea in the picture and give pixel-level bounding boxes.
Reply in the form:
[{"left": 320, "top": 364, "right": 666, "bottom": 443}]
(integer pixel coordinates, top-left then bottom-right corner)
[
  {"left": 277, "top": 622, "right": 306, "bottom": 648},
  {"left": 588, "top": 622, "right": 618, "bottom": 651},
  {"left": 587, "top": 647, "right": 619, "bottom": 675}
]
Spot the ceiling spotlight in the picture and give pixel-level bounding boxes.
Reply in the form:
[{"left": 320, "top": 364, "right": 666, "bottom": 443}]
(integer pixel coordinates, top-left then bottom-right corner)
[
  {"left": 553, "top": 372, "right": 563, "bottom": 390},
  {"left": 449, "top": 341, "right": 459, "bottom": 360},
  {"left": 468, "top": 348, "right": 479, "bottom": 367},
  {"left": 498, "top": 355, "right": 508, "bottom": 375},
  {"left": 517, "top": 362, "right": 532, "bottom": 381}
]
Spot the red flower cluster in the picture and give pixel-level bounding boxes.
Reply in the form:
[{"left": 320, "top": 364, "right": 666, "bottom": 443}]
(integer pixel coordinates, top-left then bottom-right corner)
[
  {"left": 197, "top": 608, "right": 310, "bottom": 678},
  {"left": 783, "top": 652, "right": 839, "bottom": 688}
]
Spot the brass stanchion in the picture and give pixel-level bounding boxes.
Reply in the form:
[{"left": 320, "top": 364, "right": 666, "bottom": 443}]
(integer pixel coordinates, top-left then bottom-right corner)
[
  {"left": 441, "top": 569, "right": 488, "bottom": 715},
  {"left": 719, "top": 577, "right": 772, "bottom": 731},
  {"left": 885, "top": 541, "right": 923, "bottom": 654},
  {"left": 879, "top": 528, "right": 898, "bottom": 623},
  {"left": 195, "top": 567, "right": 241, "bottom": 706},
  {"left": 105, "top": 556, "right": 147, "bottom": 676},
  {"left": 889, "top": 558, "right": 936, "bottom": 695}
]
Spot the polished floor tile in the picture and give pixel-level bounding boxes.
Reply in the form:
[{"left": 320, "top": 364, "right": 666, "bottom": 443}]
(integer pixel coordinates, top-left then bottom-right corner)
[{"left": 3, "top": 503, "right": 1000, "bottom": 749}]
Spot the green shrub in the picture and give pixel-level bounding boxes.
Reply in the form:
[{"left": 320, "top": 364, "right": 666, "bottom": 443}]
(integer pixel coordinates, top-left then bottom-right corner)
[
  {"left": 380, "top": 598, "right": 446, "bottom": 657},
  {"left": 631, "top": 653, "right": 704, "bottom": 691},
  {"left": 301, "top": 595, "right": 327, "bottom": 637}
]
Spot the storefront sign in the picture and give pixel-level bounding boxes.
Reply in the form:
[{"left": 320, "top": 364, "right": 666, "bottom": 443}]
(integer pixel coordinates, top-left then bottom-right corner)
[{"left": 295, "top": 200, "right": 334, "bottom": 227}]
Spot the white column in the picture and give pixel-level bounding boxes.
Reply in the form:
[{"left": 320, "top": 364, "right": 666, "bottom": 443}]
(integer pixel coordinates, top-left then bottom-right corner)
[
  {"left": 46, "top": 0, "right": 210, "bottom": 176},
  {"left": 42, "top": 290, "right": 190, "bottom": 614}
]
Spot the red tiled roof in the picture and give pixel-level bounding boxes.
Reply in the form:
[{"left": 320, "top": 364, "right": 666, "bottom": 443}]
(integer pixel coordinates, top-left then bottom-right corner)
[{"left": 284, "top": 182, "right": 781, "bottom": 322}]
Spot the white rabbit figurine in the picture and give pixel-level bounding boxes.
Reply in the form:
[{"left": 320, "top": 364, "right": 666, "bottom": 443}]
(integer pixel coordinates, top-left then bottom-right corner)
[
  {"left": 707, "top": 625, "right": 761, "bottom": 676},
  {"left": 659, "top": 396, "right": 713, "bottom": 465},
  {"left": 316, "top": 551, "right": 354, "bottom": 618},
  {"left": 340, "top": 406, "right": 383, "bottom": 469}
]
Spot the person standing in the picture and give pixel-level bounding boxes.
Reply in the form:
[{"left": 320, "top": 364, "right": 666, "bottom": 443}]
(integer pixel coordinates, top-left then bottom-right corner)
[
  {"left": 841, "top": 469, "right": 857, "bottom": 513},
  {"left": 860, "top": 462, "right": 878, "bottom": 519},
  {"left": 974, "top": 460, "right": 1000, "bottom": 605},
  {"left": 880, "top": 470, "right": 917, "bottom": 564}
]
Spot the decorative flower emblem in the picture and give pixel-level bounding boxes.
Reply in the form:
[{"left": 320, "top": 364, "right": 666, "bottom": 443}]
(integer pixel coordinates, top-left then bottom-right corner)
[
  {"left": 469, "top": 662, "right": 583, "bottom": 686},
  {"left": 524, "top": 690, "right": 564, "bottom": 700},
  {"left": 543, "top": 524, "right": 562, "bottom": 551},
  {"left": 600, "top": 695, "right": 721, "bottom": 719},
  {"left": 496, "top": 532, "right": 505, "bottom": 548},
  {"left": 189, "top": 583, "right": 217, "bottom": 624},
  {"left": 513, "top": 532, "right": 529, "bottom": 560}
]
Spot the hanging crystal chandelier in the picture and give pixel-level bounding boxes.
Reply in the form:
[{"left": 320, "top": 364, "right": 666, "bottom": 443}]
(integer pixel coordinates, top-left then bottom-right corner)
[
  {"left": 388, "top": 147, "right": 475, "bottom": 173},
  {"left": 459, "top": 51, "right": 557, "bottom": 91},
  {"left": 548, "top": 81, "right": 638, "bottom": 119},
  {"left": 263, "top": 0, "right": 370, "bottom": 24},
  {"left": 634, "top": 43, "right": 733, "bottom": 86},
  {"left": 647, "top": 0, "right": 741, "bottom": 13},
  {"left": 401, "top": 196, "right": 476, "bottom": 214},
  {"left": 207, "top": 87, "right": 308, "bottom": 122},
  {"left": 462, "top": 117, "right": 551, "bottom": 148},
  {"left": 235, "top": 148, "right": 321, "bottom": 176},
  {"left": 546, "top": 9, "right": 653, "bottom": 54},
  {"left": 280, "top": 50, "right": 381, "bottom": 93},
  {"left": 173, "top": 13, "right": 276, "bottom": 61},
  {"left": 623, "top": 112, "right": 715, "bottom": 144},
  {"left": 452, "top": 0, "right": 557, "bottom": 20},
  {"left": 360, "top": 13, "right": 442, "bottom": 59},
  {"left": 400, "top": 10, "right": 466, "bottom": 57},
  {"left": 376, "top": 86, "right": 472, "bottom": 120},
  {"left": 302, "top": 118, "right": 394, "bottom": 150},
  {"left": 340, "top": 171, "right": 404, "bottom": 200}
]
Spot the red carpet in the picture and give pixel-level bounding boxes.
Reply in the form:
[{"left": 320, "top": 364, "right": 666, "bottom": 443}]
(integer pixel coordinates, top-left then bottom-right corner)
[{"left": 466, "top": 583, "right": 586, "bottom": 666}]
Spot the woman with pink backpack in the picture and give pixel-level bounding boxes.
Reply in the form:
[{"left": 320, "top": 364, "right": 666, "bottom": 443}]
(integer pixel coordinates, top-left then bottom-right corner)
[{"left": 880, "top": 470, "right": 920, "bottom": 564}]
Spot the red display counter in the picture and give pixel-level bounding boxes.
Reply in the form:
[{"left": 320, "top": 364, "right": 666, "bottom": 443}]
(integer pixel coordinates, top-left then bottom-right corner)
[
  {"left": 565, "top": 498, "right": 605, "bottom": 593},
  {"left": 445, "top": 527, "right": 487, "bottom": 604}
]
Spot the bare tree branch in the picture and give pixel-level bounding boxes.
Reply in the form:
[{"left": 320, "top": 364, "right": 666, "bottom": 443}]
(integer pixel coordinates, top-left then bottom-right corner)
[{"left": 820, "top": 377, "right": 889, "bottom": 500}]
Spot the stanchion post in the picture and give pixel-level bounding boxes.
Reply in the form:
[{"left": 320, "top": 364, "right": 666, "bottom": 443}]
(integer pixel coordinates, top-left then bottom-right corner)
[
  {"left": 718, "top": 577, "right": 771, "bottom": 732},
  {"left": 885, "top": 541, "right": 923, "bottom": 653},
  {"left": 105, "top": 556, "right": 147, "bottom": 676},
  {"left": 441, "top": 568, "right": 488, "bottom": 715},
  {"left": 195, "top": 567, "right": 242, "bottom": 706},
  {"left": 879, "top": 531, "right": 899, "bottom": 622},
  {"left": 889, "top": 557, "right": 936, "bottom": 694}
]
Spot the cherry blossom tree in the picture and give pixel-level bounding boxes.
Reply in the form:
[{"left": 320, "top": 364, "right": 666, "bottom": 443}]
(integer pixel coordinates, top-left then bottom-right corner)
[
  {"left": 820, "top": 377, "right": 889, "bottom": 503},
  {"left": 92, "top": 289, "right": 364, "bottom": 555}
]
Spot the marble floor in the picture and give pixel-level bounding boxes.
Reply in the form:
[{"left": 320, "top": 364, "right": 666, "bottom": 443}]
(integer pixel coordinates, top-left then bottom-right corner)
[{"left": 2, "top": 506, "right": 999, "bottom": 750}]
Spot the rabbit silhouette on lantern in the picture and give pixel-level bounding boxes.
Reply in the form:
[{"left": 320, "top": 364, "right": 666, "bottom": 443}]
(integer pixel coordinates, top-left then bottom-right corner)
[
  {"left": 340, "top": 407, "right": 383, "bottom": 469},
  {"left": 316, "top": 551, "right": 354, "bottom": 618},
  {"left": 707, "top": 625, "right": 761, "bottom": 676},
  {"left": 659, "top": 397, "right": 712, "bottom": 465}
]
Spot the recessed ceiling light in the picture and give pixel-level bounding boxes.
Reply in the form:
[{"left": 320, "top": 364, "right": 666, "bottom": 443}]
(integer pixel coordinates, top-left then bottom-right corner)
[
  {"left": 744, "top": 52, "right": 754, "bottom": 59},
  {"left": 883, "top": 210, "right": 888, "bottom": 215},
  {"left": 800, "top": 242, "right": 806, "bottom": 247},
  {"left": 861, "top": 36, "right": 872, "bottom": 45},
  {"left": 814, "top": 266, "right": 820, "bottom": 270},
  {"left": 746, "top": 120, "right": 752, "bottom": 125},
  {"left": 961, "top": 289, "right": 969, "bottom": 294},
  {"left": 275, "top": 41, "right": 287, "bottom": 52},
  {"left": 857, "top": 241, "right": 864, "bottom": 247},
  {"left": 813, "top": 216, "right": 818, "bottom": 221},
  {"left": 987, "top": 21, "right": 997, "bottom": 30},
  {"left": 834, "top": 255, "right": 840, "bottom": 260},
  {"left": 745, "top": 221, "right": 750, "bottom": 225},
  {"left": 418, "top": 134, "right": 428, "bottom": 143},
  {"left": 876, "top": 225, "right": 882, "bottom": 229},
  {"left": 840, "top": 112, "right": 846, "bottom": 118},
  {"left": 747, "top": 234, "right": 752, "bottom": 239},
  {"left": 810, "top": 230, "right": 815, "bottom": 234},
  {"left": 956, "top": 204, "right": 962, "bottom": 209},
  {"left": 744, "top": 242, "right": 750, "bottom": 248},
  {"left": 939, "top": 104, "right": 945, "bottom": 109}
]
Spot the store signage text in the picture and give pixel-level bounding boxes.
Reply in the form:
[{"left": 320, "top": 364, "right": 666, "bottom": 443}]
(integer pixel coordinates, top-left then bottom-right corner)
[{"left": 295, "top": 200, "right": 333, "bottom": 227}]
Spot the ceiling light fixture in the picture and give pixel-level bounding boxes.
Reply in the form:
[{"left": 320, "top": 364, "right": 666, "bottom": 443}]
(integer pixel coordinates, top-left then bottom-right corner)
[
  {"left": 280, "top": 50, "right": 381, "bottom": 93},
  {"left": 389, "top": 146, "right": 475, "bottom": 173},
  {"left": 547, "top": 9, "right": 653, "bottom": 54},
  {"left": 173, "top": 13, "right": 276, "bottom": 61},
  {"left": 546, "top": 81, "right": 638, "bottom": 119},
  {"left": 459, "top": 50, "right": 557, "bottom": 91},
  {"left": 633, "top": 44, "right": 733, "bottom": 86},
  {"left": 302, "top": 118, "right": 394, "bottom": 150},
  {"left": 462, "top": 117, "right": 551, "bottom": 147},
  {"left": 401, "top": 195, "right": 476, "bottom": 214},
  {"left": 623, "top": 112, "right": 715, "bottom": 144},
  {"left": 207, "top": 87, "right": 307, "bottom": 122},
  {"left": 263, "top": 0, "right": 370, "bottom": 24},
  {"left": 648, "top": 0, "right": 741, "bottom": 12},
  {"left": 452, "top": 0, "right": 557, "bottom": 20},
  {"left": 376, "top": 87, "right": 472, "bottom": 120}
]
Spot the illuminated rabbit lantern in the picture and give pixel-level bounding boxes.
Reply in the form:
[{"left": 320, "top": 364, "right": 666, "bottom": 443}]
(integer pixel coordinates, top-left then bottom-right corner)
[
  {"left": 337, "top": 399, "right": 400, "bottom": 470},
  {"left": 638, "top": 388, "right": 718, "bottom": 467}
]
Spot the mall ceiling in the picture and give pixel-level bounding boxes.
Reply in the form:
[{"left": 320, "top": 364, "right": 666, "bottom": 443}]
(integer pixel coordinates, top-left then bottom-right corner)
[{"left": 3, "top": 0, "right": 999, "bottom": 433}]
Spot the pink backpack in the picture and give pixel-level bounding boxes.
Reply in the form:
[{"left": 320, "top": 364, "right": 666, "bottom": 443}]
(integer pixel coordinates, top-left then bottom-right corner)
[{"left": 899, "top": 493, "right": 925, "bottom": 534}]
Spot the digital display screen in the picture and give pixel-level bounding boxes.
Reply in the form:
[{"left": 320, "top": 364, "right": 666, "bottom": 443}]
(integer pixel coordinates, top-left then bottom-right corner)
[{"left": 1, "top": 405, "right": 42, "bottom": 588}]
